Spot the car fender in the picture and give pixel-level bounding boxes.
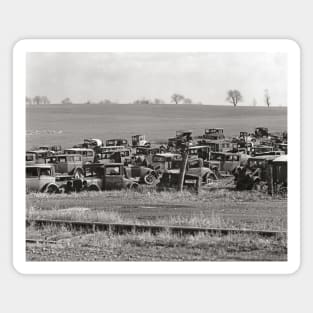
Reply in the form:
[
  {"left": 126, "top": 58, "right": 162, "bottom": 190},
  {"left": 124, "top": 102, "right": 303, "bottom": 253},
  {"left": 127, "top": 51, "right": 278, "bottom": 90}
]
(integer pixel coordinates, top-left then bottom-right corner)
[{"left": 41, "top": 183, "right": 59, "bottom": 193}]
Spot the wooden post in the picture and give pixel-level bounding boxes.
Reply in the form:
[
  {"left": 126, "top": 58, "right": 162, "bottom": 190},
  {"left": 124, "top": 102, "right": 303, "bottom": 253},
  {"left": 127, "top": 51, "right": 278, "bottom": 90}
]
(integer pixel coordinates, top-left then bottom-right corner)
[
  {"left": 178, "top": 150, "right": 189, "bottom": 192},
  {"left": 267, "top": 163, "right": 274, "bottom": 196}
]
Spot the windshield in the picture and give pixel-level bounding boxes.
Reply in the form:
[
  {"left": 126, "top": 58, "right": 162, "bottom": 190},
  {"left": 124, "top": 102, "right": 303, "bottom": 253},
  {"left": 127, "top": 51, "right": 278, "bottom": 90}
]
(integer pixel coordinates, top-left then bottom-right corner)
[{"left": 152, "top": 155, "right": 165, "bottom": 163}]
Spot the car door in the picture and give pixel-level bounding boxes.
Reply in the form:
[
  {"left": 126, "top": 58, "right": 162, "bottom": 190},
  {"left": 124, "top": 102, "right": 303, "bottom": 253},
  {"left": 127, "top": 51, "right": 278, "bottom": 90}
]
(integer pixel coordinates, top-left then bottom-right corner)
[
  {"left": 104, "top": 165, "right": 123, "bottom": 190},
  {"left": 26, "top": 167, "right": 40, "bottom": 192}
]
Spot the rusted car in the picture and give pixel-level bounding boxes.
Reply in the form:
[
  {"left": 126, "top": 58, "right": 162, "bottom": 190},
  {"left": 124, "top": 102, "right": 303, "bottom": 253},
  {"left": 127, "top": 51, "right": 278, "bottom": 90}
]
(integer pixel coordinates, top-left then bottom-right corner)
[
  {"left": 105, "top": 139, "right": 128, "bottom": 147},
  {"left": 150, "top": 153, "right": 181, "bottom": 173},
  {"left": 131, "top": 134, "right": 150, "bottom": 147},
  {"left": 271, "top": 155, "right": 287, "bottom": 195},
  {"left": 197, "top": 139, "right": 234, "bottom": 153},
  {"left": 132, "top": 147, "right": 161, "bottom": 166},
  {"left": 255, "top": 127, "right": 269, "bottom": 138},
  {"left": 169, "top": 157, "right": 217, "bottom": 184},
  {"left": 205, "top": 152, "right": 248, "bottom": 177},
  {"left": 124, "top": 165, "right": 158, "bottom": 185},
  {"left": 26, "top": 149, "right": 54, "bottom": 165},
  {"left": 64, "top": 148, "right": 95, "bottom": 164},
  {"left": 202, "top": 128, "right": 225, "bottom": 140},
  {"left": 235, "top": 155, "right": 278, "bottom": 191},
  {"left": 72, "top": 163, "right": 138, "bottom": 192},
  {"left": 26, "top": 164, "right": 60, "bottom": 193},
  {"left": 96, "top": 148, "right": 132, "bottom": 165},
  {"left": 157, "top": 172, "right": 201, "bottom": 192},
  {"left": 45, "top": 154, "right": 84, "bottom": 178},
  {"left": 168, "top": 130, "right": 193, "bottom": 150},
  {"left": 250, "top": 145, "right": 274, "bottom": 156},
  {"left": 187, "top": 145, "right": 211, "bottom": 160}
]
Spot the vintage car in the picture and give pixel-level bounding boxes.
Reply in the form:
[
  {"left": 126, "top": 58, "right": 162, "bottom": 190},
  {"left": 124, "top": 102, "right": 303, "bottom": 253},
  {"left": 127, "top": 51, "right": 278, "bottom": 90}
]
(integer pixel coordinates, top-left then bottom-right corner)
[
  {"left": 132, "top": 147, "right": 161, "bottom": 166},
  {"left": 255, "top": 127, "right": 269, "bottom": 138},
  {"left": 150, "top": 153, "right": 181, "bottom": 173},
  {"left": 124, "top": 165, "right": 158, "bottom": 185},
  {"left": 168, "top": 130, "right": 193, "bottom": 150},
  {"left": 73, "top": 138, "right": 102, "bottom": 151},
  {"left": 39, "top": 145, "right": 62, "bottom": 153},
  {"left": 26, "top": 164, "right": 60, "bottom": 193},
  {"left": 26, "top": 149, "right": 55, "bottom": 165},
  {"left": 187, "top": 145, "right": 210, "bottom": 160},
  {"left": 45, "top": 154, "right": 84, "bottom": 178},
  {"left": 169, "top": 157, "right": 217, "bottom": 184},
  {"left": 250, "top": 145, "right": 274, "bottom": 156},
  {"left": 72, "top": 163, "right": 138, "bottom": 192},
  {"left": 105, "top": 138, "right": 128, "bottom": 147},
  {"left": 235, "top": 155, "right": 278, "bottom": 190},
  {"left": 202, "top": 128, "right": 225, "bottom": 140},
  {"left": 95, "top": 148, "right": 132, "bottom": 165},
  {"left": 197, "top": 139, "right": 234, "bottom": 153},
  {"left": 157, "top": 172, "right": 201, "bottom": 192},
  {"left": 131, "top": 134, "right": 150, "bottom": 147},
  {"left": 271, "top": 155, "right": 287, "bottom": 195},
  {"left": 205, "top": 152, "right": 248, "bottom": 176},
  {"left": 63, "top": 148, "right": 95, "bottom": 164}
]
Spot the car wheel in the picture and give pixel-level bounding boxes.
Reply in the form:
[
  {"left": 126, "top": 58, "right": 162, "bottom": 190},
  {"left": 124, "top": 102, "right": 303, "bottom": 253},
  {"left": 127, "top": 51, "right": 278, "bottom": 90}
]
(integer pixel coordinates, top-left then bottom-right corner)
[
  {"left": 88, "top": 185, "right": 99, "bottom": 192},
  {"left": 46, "top": 184, "right": 59, "bottom": 194},
  {"left": 143, "top": 173, "right": 156, "bottom": 185}
]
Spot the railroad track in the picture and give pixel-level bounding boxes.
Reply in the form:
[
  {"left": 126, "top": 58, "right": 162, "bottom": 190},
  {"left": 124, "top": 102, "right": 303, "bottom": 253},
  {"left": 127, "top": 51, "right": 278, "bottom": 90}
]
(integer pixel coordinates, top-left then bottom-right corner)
[{"left": 26, "top": 219, "right": 286, "bottom": 238}]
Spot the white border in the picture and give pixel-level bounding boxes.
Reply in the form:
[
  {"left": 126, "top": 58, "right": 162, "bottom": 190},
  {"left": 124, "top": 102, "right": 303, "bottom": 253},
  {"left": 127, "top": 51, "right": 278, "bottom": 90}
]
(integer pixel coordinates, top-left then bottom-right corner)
[{"left": 13, "top": 39, "right": 300, "bottom": 274}]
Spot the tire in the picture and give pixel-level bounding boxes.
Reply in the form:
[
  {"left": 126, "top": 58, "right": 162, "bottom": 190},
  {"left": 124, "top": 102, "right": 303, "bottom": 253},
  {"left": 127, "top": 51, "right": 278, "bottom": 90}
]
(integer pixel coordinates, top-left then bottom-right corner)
[
  {"left": 45, "top": 184, "right": 59, "bottom": 194},
  {"left": 143, "top": 173, "right": 156, "bottom": 185},
  {"left": 205, "top": 173, "right": 217, "bottom": 185},
  {"left": 88, "top": 185, "right": 100, "bottom": 192}
]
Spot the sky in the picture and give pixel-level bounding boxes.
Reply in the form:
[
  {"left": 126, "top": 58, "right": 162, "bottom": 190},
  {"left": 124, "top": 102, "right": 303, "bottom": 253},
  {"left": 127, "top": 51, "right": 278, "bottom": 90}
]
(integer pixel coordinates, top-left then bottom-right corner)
[{"left": 26, "top": 52, "right": 287, "bottom": 106}]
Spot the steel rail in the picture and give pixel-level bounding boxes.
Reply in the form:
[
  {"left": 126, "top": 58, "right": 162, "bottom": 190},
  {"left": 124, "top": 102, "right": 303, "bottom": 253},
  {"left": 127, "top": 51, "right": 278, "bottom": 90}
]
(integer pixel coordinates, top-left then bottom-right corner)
[{"left": 26, "top": 219, "right": 286, "bottom": 238}]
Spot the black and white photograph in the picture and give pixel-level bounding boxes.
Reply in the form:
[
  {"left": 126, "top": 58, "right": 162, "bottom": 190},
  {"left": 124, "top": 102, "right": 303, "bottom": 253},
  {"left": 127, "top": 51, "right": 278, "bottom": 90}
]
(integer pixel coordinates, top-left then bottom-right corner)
[{"left": 13, "top": 39, "right": 300, "bottom": 273}]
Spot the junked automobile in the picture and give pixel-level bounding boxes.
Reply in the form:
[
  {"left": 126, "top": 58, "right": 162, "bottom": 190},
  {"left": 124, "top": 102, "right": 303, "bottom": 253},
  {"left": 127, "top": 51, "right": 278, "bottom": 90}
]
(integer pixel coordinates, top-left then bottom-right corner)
[
  {"left": 45, "top": 154, "right": 84, "bottom": 178},
  {"left": 72, "top": 163, "right": 138, "bottom": 192},
  {"left": 131, "top": 134, "right": 150, "bottom": 147},
  {"left": 132, "top": 147, "right": 161, "bottom": 166},
  {"left": 64, "top": 148, "right": 95, "bottom": 164},
  {"left": 202, "top": 128, "right": 225, "bottom": 140},
  {"left": 26, "top": 164, "right": 60, "bottom": 193},
  {"left": 105, "top": 138, "right": 128, "bottom": 147},
  {"left": 205, "top": 152, "right": 248, "bottom": 177},
  {"left": 26, "top": 149, "right": 55, "bottom": 165}
]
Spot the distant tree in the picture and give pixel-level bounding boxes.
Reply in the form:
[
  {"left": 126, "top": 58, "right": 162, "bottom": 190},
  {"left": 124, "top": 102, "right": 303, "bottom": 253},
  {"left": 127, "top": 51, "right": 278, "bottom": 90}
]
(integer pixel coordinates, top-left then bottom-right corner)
[
  {"left": 62, "top": 97, "right": 72, "bottom": 105},
  {"left": 171, "top": 93, "right": 185, "bottom": 104},
  {"left": 33, "top": 96, "right": 42, "bottom": 105},
  {"left": 153, "top": 98, "right": 165, "bottom": 105},
  {"left": 26, "top": 97, "right": 32, "bottom": 106},
  {"left": 41, "top": 96, "right": 50, "bottom": 104},
  {"left": 264, "top": 89, "right": 271, "bottom": 108},
  {"left": 99, "top": 99, "right": 114, "bottom": 105},
  {"left": 252, "top": 98, "right": 257, "bottom": 107},
  {"left": 226, "top": 90, "right": 243, "bottom": 107},
  {"left": 183, "top": 98, "right": 192, "bottom": 105}
]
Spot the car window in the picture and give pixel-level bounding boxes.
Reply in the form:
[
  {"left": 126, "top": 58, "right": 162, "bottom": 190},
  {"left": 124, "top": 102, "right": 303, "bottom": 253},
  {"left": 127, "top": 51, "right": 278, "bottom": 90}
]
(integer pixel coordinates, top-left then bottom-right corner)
[
  {"left": 39, "top": 168, "right": 52, "bottom": 176},
  {"left": 59, "top": 157, "right": 67, "bottom": 163},
  {"left": 26, "top": 167, "right": 38, "bottom": 177},
  {"left": 74, "top": 156, "right": 81, "bottom": 162},
  {"left": 87, "top": 151, "right": 94, "bottom": 157},
  {"left": 26, "top": 154, "right": 34, "bottom": 161},
  {"left": 105, "top": 166, "right": 121, "bottom": 175}
]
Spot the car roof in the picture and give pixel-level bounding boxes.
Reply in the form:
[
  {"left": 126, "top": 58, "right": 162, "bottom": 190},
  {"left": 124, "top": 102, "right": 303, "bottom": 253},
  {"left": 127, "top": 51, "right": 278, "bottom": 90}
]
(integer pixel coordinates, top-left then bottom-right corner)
[
  {"left": 273, "top": 155, "right": 288, "bottom": 162},
  {"left": 65, "top": 148, "right": 94, "bottom": 152},
  {"left": 27, "top": 149, "right": 50, "bottom": 153},
  {"left": 155, "top": 153, "right": 180, "bottom": 158},
  {"left": 249, "top": 155, "right": 278, "bottom": 160},
  {"left": 26, "top": 164, "right": 53, "bottom": 168},
  {"left": 48, "top": 154, "right": 81, "bottom": 158}
]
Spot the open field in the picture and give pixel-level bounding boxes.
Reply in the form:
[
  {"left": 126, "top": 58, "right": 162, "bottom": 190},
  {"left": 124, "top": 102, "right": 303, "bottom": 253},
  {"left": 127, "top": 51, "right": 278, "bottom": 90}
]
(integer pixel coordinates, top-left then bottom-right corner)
[
  {"left": 26, "top": 103, "right": 287, "bottom": 149},
  {"left": 26, "top": 189, "right": 287, "bottom": 261}
]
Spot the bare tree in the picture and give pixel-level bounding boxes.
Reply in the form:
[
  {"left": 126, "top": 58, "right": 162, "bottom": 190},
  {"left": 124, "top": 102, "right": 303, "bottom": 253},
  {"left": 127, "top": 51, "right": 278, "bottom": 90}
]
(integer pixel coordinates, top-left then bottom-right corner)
[
  {"left": 171, "top": 93, "right": 185, "bottom": 104},
  {"left": 252, "top": 98, "right": 257, "bottom": 107},
  {"left": 226, "top": 90, "right": 243, "bottom": 107},
  {"left": 264, "top": 89, "right": 271, "bottom": 108},
  {"left": 153, "top": 98, "right": 165, "bottom": 105},
  {"left": 33, "top": 96, "right": 41, "bottom": 105},
  {"left": 26, "top": 97, "right": 32, "bottom": 106}
]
